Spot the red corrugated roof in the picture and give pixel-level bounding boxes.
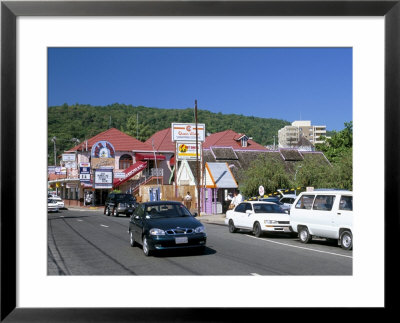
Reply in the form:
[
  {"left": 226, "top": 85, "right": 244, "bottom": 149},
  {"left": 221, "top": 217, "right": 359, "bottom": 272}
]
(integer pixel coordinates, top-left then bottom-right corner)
[
  {"left": 66, "top": 128, "right": 154, "bottom": 152},
  {"left": 146, "top": 128, "right": 267, "bottom": 152},
  {"left": 145, "top": 128, "right": 175, "bottom": 152},
  {"left": 203, "top": 130, "right": 267, "bottom": 150}
]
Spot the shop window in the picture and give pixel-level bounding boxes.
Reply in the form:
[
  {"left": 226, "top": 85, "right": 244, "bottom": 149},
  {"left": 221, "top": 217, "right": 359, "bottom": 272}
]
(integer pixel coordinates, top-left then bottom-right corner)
[{"left": 119, "top": 154, "right": 133, "bottom": 169}]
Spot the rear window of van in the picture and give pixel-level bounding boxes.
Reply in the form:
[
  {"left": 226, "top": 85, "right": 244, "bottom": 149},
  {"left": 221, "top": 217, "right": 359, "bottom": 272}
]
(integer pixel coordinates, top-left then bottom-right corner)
[
  {"left": 312, "top": 195, "right": 336, "bottom": 211},
  {"left": 295, "top": 195, "right": 315, "bottom": 209},
  {"left": 339, "top": 196, "right": 353, "bottom": 211}
]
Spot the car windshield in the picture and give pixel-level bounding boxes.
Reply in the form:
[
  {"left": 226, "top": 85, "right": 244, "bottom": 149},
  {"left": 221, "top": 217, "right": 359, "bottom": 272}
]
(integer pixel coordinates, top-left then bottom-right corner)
[
  {"left": 253, "top": 203, "right": 285, "bottom": 213},
  {"left": 144, "top": 203, "right": 192, "bottom": 218},
  {"left": 115, "top": 194, "right": 135, "bottom": 202},
  {"left": 48, "top": 199, "right": 56, "bottom": 203}
]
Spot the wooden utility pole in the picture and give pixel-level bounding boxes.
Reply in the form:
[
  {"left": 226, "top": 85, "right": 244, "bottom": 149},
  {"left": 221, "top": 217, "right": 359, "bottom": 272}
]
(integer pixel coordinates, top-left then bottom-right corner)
[{"left": 195, "top": 100, "right": 201, "bottom": 216}]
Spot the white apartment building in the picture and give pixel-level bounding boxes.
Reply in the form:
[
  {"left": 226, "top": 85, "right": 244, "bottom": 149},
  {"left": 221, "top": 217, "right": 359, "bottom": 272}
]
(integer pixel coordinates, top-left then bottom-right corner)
[{"left": 278, "top": 120, "right": 327, "bottom": 147}]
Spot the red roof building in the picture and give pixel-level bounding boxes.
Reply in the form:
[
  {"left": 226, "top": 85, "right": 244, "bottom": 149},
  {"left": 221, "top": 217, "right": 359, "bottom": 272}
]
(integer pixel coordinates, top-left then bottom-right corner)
[
  {"left": 203, "top": 129, "right": 267, "bottom": 151},
  {"left": 67, "top": 127, "right": 154, "bottom": 153},
  {"left": 145, "top": 128, "right": 175, "bottom": 153},
  {"left": 147, "top": 128, "right": 267, "bottom": 152}
]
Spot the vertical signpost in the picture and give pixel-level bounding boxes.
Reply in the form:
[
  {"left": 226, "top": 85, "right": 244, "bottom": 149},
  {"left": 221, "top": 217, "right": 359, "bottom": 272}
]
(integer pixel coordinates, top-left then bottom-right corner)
[
  {"left": 171, "top": 113, "right": 205, "bottom": 213},
  {"left": 195, "top": 100, "right": 200, "bottom": 217}
]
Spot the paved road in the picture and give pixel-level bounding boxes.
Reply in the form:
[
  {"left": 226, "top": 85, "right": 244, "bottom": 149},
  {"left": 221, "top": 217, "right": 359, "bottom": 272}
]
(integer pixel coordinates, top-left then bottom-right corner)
[{"left": 48, "top": 209, "right": 352, "bottom": 275}]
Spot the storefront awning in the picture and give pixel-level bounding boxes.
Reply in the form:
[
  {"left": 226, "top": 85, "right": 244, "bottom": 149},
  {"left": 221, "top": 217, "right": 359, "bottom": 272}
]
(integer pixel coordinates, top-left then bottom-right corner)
[
  {"left": 136, "top": 153, "right": 166, "bottom": 161},
  {"left": 113, "top": 161, "right": 147, "bottom": 187},
  {"left": 205, "top": 162, "right": 238, "bottom": 189}
]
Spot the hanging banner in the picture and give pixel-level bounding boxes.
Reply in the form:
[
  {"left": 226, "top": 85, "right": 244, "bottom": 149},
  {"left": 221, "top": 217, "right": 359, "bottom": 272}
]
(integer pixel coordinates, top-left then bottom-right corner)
[
  {"left": 176, "top": 142, "right": 202, "bottom": 160},
  {"left": 171, "top": 123, "right": 205, "bottom": 142}
]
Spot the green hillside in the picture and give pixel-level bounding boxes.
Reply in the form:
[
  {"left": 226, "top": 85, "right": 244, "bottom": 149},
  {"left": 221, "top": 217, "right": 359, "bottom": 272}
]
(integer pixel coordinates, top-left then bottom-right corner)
[{"left": 48, "top": 103, "right": 290, "bottom": 165}]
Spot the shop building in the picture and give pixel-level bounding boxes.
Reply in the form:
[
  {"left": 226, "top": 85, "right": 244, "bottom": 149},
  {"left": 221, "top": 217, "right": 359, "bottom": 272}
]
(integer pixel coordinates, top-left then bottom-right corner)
[{"left": 48, "top": 128, "right": 166, "bottom": 206}]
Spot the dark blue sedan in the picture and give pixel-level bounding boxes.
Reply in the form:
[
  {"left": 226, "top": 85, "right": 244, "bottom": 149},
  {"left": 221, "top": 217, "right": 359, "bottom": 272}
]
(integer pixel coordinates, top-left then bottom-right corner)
[{"left": 129, "top": 201, "right": 207, "bottom": 256}]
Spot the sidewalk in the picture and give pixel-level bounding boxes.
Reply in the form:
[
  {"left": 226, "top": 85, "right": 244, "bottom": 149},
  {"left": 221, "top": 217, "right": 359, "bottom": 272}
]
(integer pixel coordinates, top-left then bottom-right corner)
[
  {"left": 65, "top": 204, "right": 227, "bottom": 225},
  {"left": 197, "top": 213, "right": 227, "bottom": 226}
]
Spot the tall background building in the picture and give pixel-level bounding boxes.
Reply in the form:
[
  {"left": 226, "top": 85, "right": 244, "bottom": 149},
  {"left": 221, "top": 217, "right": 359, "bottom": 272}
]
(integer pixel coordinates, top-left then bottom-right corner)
[{"left": 278, "top": 120, "right": 327, "bottom": 148}]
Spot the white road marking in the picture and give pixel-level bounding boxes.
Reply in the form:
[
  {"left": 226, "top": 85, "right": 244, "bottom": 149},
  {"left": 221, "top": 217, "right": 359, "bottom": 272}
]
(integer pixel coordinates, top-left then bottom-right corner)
[
  {"left": 250, "top": 273, "right": 262, "bottom": 276},
  {"left": 59, "top": 216, "right": 64, "bottom": 218},
  {"left": 100, "top": 224, "right": 109, "bottom": 228},
  {"left": 77, "top": 219, "right": 83, "bottom": 222},
  {"left": 246, "top": 234, "right": 352, "bottom": 259}
]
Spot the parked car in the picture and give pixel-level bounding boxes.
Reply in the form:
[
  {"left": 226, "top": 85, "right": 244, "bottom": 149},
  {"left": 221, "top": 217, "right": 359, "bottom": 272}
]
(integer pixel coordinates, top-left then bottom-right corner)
[
  {"left": 258, "top": 197, "right": 289, "bottom": 212},
  {"left": 128, "top": 201, "right": 207, "bottom": 256},
  {"left": 289, "top": 190, "right": 353, "bottom": 250},
  {"left": 279, "top": 194, "right": 297, "bottom": 211},
  {"left": 225, "top": 201, "right": 293, "bottom": 237},
  {"left": 47, "top": 198, "right": 59, "bottom": 213},
  {"left": 51, "top": 196, "right": 65, "bottom": 209},
  {"left": 104, "top": 193, "right": 138, "bottom": 217}
]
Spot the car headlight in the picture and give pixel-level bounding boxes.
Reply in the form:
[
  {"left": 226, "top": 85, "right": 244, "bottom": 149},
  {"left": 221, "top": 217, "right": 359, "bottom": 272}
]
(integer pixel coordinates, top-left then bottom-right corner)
[
  {"left": 264, "top": 220, "right": 279, "bottom": 224},
  {"left": 195, "top": 226, "right": 206, "bottom": 233},
  {"left": 149, "top": 228, "right": 165, "bottom": 235}
]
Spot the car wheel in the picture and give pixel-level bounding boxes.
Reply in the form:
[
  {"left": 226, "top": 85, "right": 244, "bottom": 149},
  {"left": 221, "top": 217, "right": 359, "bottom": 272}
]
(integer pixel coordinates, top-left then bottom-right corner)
[
  {"left": 340, "top": 231, "right": 352, "bottom": 250},
  {"left": 142, "top": 236, "right": 152, "bottom": 256},
  {"left": 253, "top": 222, "right": 262, "bottom": 237},
  {"left": 299, "top": 227, "right": 312, "bottom": 244},
  {"left": 228, "top": 219, "right": 237, "bottom": 233},
  {"left": 129, "top": 231, "right": 137, "bottom": 247},
  {"left": 105, "top": 207, "right": 110, "bottom": 216},
  {"left": 112, "top": 207, "right": 118, "bottom": 217}
]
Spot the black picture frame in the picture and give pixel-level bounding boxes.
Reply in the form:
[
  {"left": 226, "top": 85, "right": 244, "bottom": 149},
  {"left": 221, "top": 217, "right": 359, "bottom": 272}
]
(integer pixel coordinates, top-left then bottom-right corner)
[{"left": 1, "top": 0, "right": 397, "bottom": 321}]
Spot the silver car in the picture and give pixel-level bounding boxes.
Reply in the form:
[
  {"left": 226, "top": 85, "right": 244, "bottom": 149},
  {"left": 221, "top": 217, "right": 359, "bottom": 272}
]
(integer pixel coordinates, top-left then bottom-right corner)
[{"left": 48, "top": 198, "right": 59, "bottom": 213}]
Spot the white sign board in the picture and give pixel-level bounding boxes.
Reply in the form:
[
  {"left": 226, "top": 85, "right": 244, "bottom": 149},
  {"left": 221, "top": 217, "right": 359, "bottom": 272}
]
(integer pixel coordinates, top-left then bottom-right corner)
[
  {"left": 259, "top": 185, "right": 265, "bottom": 196},
  {"left": 94, "top": 169, "right": 113, "bottom": 189},
  {"left": 171, "top": 123, "right": 205, "bottom": 142},
  {"left": 62, "top": 153, "right": 76, "bottom": 162},
  {"left": 176, "top": 142, "right": 202, "bottom": 160},
  {"left": 65, "top": 161, "right": 77, "bottom": 169}
]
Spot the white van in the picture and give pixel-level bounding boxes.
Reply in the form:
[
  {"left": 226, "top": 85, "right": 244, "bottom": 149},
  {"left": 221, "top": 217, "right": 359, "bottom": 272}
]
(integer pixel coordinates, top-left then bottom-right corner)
[{"left": 289, "top": 190, "right": 353, "bottom": 250}]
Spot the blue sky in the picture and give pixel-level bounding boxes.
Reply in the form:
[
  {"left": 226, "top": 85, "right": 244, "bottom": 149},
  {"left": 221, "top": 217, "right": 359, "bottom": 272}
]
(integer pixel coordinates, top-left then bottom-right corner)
[{"left": 48, "top": 47, "right": 352, "bottom": 131}]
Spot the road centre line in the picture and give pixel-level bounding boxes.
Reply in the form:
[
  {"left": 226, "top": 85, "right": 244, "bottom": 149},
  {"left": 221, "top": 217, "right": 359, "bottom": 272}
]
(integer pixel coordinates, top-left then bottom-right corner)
[
  {"left": 246, "top": 235, "right": 352, "bottom": 259},
  {"left": 100, "top": 224, "right": 109, "bottom": 228}
]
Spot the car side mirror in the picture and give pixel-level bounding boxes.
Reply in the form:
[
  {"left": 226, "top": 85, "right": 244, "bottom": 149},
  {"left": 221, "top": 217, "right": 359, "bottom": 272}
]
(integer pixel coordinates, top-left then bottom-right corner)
[{"left": 192, "top": 212, "right": 198, "bottom": 217}]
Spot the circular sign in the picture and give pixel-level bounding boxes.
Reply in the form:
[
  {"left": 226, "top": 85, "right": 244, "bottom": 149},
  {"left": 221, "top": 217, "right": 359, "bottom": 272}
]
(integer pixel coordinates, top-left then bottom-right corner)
[
  {"left": 259, "top": 185, "right": 265, "bottom": 196},
  {"left": 91, "top": 140, "right": 115, "bottom": 158}
]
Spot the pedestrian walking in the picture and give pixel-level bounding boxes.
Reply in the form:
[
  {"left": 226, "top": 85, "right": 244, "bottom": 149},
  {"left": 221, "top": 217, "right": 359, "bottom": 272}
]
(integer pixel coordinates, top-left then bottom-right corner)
[{"left": 184, "top": 191, "right": 192, "bottom": 209}]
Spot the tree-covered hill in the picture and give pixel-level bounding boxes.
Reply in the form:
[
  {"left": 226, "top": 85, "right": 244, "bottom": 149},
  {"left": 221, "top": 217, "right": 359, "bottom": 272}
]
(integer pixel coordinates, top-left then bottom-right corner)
[{"left": 48, "top": 103, "right": 290, "bottom": 165}]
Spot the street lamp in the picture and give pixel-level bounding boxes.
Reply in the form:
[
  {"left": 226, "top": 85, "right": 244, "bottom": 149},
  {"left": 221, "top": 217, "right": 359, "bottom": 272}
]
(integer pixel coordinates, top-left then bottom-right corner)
[
  {"left": 51, "top": 136, "right": 57, "bottom": 166},
  {"left": 71, "top": 138, "right": 80, "bottom": 145},
  {"left": 294, "top": 165, "right": 302, "bottom": 195}
]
